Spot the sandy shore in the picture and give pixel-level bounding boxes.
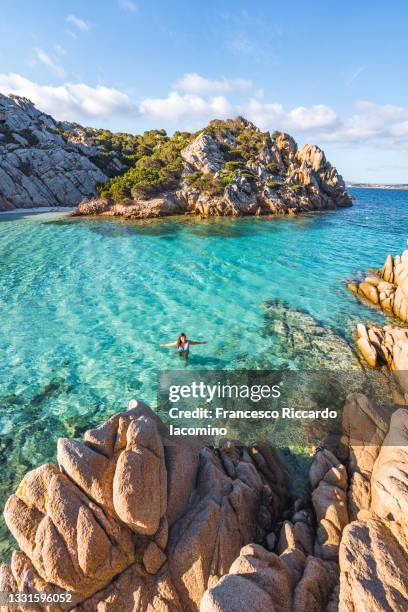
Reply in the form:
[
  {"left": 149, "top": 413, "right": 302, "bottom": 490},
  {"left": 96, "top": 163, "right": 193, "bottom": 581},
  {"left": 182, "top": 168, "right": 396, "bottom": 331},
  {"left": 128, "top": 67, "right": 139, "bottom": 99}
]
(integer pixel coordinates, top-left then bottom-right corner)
[{"left": 0, "top": 207, "right": 75, "bottom": 215}]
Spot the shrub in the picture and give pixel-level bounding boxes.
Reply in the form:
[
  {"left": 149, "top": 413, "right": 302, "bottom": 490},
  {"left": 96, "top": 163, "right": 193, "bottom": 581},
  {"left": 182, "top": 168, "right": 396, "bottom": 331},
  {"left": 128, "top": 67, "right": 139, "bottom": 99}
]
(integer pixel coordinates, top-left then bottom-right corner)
[
  {"left": 219, "top": 171, "right": 235, "bottom": 187},
  {"left": 235, "top": 128, "right": 268, "bottom": 162},
  {"left": 204, "top": 117, "right": 250, "bottom": 140},
  {"left": 97, "top": 130, "right": 193, "bottom": 200},
  {"left": 240, "top": 171, "right": 256, "bottom": 182},
  {"left": 224, "top": 160, "right": 244, "bottom": 172},
  {"left": 266, "top": 162, "right": 278, "bottom": 174},
  {"left": 184, "top": 171, "right": 224, "bottom": 195}
]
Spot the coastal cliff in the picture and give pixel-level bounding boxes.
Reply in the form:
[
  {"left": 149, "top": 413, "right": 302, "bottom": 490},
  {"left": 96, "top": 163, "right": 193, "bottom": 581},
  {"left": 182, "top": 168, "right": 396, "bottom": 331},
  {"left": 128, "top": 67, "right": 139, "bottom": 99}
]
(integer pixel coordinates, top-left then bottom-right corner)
[
  {"left": 0, "top": 94, "right": 111, "bottom": 210},
  {"left": 1, "top": 394, "right": 408, "bottom": 611},
  {"left": 0, "top": 93, "right": 351, "bottom": 215}
]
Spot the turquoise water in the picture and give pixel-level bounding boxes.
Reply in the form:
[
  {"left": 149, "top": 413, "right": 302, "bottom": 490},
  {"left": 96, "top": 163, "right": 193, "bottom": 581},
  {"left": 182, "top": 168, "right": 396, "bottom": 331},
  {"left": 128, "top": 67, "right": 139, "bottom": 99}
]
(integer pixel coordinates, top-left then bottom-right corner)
[{"left": 0, "top": 188, "right": 407, "bottom": 557}]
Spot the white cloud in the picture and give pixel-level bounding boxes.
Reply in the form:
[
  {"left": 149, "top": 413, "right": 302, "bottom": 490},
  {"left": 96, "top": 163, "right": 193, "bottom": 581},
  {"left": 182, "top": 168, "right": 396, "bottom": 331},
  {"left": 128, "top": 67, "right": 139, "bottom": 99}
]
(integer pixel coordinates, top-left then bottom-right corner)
[
  {"left": 244, "top": 99, "right": 338, "bottom": 132},
  {"left": 174, "top": 73, "right": 252, "bottom": 95},
  {"left": 0, "top": 73, "right": 134, "bottom": 121},
  {"left": 34, "top": 48, "right": 65, "bottom": 78},
  {"left": 66, "top": 14, "right": 90, "bottom": 32},
  {"left": 139, "top": 91, "right": 232, "bottom": 122},
  {"left": 1, "top": 72, "right": 407, "bottom": 151},
  {"left": 118, "top": 0, "right": 138, "bottom": 12},
  {"left": 321, "top": 101, "right": 408, "bottom": 145}
]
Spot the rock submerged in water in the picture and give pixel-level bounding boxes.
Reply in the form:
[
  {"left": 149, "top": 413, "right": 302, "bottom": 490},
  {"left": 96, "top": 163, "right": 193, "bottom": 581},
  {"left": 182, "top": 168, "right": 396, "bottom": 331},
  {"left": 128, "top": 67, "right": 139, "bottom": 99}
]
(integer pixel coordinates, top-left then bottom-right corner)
[
  {"left": 2, "top": 393, "right": 408, "bottom": 610},
  {"left": 261, "top": 298, "right": 360, "bottom": 370}
]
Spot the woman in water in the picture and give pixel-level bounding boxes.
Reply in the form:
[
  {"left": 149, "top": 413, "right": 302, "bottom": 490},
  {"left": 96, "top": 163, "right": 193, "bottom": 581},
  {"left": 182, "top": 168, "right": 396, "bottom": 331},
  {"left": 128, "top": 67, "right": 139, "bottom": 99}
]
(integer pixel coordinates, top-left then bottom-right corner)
[{"left": 160, "top": 333, "right": 207, "bottom": 360}]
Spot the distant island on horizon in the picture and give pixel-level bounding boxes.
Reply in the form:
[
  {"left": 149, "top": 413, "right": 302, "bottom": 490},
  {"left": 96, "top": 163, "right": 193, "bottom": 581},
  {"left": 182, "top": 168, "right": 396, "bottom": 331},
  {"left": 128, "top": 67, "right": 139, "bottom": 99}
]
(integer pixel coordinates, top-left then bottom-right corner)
[{"left": 347, "top": 182, "right": 408, "bottom": 189}]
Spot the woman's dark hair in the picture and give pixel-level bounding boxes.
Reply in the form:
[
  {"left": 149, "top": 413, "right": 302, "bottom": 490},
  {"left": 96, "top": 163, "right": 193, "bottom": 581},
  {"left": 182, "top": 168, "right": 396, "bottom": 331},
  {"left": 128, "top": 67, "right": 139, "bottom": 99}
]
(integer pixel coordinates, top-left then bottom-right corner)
[{"left": 177, "top": 332, "right": 186, "bottom": 347}]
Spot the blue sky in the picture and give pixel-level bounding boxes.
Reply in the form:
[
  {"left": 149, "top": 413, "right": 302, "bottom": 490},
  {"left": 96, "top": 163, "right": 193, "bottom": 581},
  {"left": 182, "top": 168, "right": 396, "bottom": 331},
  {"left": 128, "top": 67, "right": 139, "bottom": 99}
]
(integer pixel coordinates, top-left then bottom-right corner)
[{"left": 0, "top": 0, "right": 407, "bottom": 182}]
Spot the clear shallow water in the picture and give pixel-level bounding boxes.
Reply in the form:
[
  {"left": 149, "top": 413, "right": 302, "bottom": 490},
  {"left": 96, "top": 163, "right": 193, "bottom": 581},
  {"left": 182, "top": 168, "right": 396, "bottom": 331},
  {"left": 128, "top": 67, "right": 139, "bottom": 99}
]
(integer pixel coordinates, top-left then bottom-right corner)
[{"left": 0, "top": 188, "right": 407, "bottom": 558}]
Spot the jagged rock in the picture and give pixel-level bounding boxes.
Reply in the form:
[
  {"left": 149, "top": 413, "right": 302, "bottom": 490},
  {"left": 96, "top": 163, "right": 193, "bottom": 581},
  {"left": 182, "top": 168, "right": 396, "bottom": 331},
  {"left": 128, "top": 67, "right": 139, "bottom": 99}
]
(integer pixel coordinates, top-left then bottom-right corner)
[
  {"left": 274, "top": 132, "right": 297, "bottom": 164},
  {"left": 164, "top": 441, "right": 202, "bottom": 528},
  {"left": 292, "top": 556, "right": 339, "bottom": 612},
  {"left": 4, "top": 390, "right": 408, "bottom": 611},
  {"left": 310, "top": 450, "right": 349, "bottom": 560},
  {"left": 0, "top": 550, "right": 69, "bottom": 612},
  {"left": 339, "top": 518, "right": 408, "bottom": 611},
  {"left": 349, "top": 249, "right": 408, "bottom": 323},
  {"left": 200, "top": 544, "right": 292, "bottom": 612},
  {"left": 167, "top": 443, "right": 289, "bottom": 611},
  {"left": 342, "top": 393, "right": 390, "bottom": 519},
  {"left": 58, "top": 402, "right": 167, "bottom": 536},
  {"left": 73, "top": 117, "right": 351, "bottom": 219},
  {"left": 0, "top": 94, "right": 107, "bottom": 209},
  {"left": 3, "top": 463, "right": 135, "bottom": 598},
  {"left": 354, "top": 322, "right": 408, "bottom": 392},
  {"left": 181, "top": 131, "right": 225, "bottom": 175},
  {"left": 1, "top": 399, "right": 290, "bottom": 610},
  {"left": 74, "top": 193, "right": 187, "bottom": 219},
  {"left": 370, "top": 408, "right": 408, "bottom": 525},
  {"left": 74, "top": 563, "right": 183, "bottom": 612}
]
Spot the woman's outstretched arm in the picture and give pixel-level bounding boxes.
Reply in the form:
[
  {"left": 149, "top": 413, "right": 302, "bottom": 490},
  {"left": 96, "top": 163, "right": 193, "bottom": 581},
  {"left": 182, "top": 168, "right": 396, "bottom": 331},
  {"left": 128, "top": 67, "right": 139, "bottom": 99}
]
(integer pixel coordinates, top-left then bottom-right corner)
[
  {"left": 189, "top": 340, "right": 208, "bottom": 345},
  {"left": 160, "top": 341, "right": 178, "bottom": 347}
]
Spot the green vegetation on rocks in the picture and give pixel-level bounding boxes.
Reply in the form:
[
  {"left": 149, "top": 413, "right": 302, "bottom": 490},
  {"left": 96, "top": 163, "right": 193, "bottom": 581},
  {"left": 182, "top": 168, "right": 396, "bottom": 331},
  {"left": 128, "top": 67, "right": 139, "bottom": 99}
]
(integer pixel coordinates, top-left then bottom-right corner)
[
  {"left": 184, "top": 171, "right": 225, "bottom": 196},
  {"left": 97, "top": 130, "right": 192, "bottom": 199}
]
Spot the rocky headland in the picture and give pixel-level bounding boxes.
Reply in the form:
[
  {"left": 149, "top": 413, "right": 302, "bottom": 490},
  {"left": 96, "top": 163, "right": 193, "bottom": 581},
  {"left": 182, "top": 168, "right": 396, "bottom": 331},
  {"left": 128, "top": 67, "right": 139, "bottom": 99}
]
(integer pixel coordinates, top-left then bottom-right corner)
[
  {"left": 0, "top": 93, "right": 351, "bottom": 216},
  {"left": 73, "top": 118, "right": 351, "bottom": 219},
  {"left": 1, "top": 393, "right": 407, "bottom": 611}
]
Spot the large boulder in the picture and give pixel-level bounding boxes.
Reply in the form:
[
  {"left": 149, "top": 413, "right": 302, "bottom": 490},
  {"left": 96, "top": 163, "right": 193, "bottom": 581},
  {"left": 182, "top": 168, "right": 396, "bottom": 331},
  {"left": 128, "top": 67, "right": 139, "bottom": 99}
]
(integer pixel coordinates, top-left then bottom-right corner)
[
  {"left": 200, "top": 544, "right": 292, "bottom": 612},
  {"left": 167, "top": 443, "right": 289, "bottom": 611},
  {"left": 370, "top": 408, "right": 408, "bottom": 526},
  {"left": 58, "top": 402, "right": 167, "bottom": 536},
  {"left": 4, "top": 464, "right": 135, "bottom": 598},
  {"left": 349, "top": 249, "right": 408, "bottom": 324},
  {"left": 339, "top": 518, "right": 408, "bottom": 611},
  {"left": 181, "top": 132, "right": 225, "bottom": 174},
  {"left": 342, "top": 393, "right": 391, "bottom": 518}
]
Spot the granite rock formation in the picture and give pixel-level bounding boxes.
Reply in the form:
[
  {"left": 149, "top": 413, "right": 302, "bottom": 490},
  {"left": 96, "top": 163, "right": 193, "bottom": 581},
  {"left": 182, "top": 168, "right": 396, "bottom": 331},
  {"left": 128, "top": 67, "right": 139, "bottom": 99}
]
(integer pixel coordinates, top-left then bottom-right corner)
[
  {"left": 1, "top": 392, "right": 408, "bottom": 611},
  {"left": 74, "top": 118, "right": 351, "bottom": 219},
  {"left": 0, "top": 97, "right": 351, "bottom": 215},
  {"left": 0, "top": 399, "right": 290, "bottom": 611},
  {"left": 0, "top": 94, "right": 108, "bottom": 210},
  {"left": 348, "top": 250, "right": 408, "bottom": 393},
  {"left": 355, "top": 322, "right": 408, "bottom": 384},
  {"left": 348, "top": 250, "right": 408, "bottom": 323}
]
